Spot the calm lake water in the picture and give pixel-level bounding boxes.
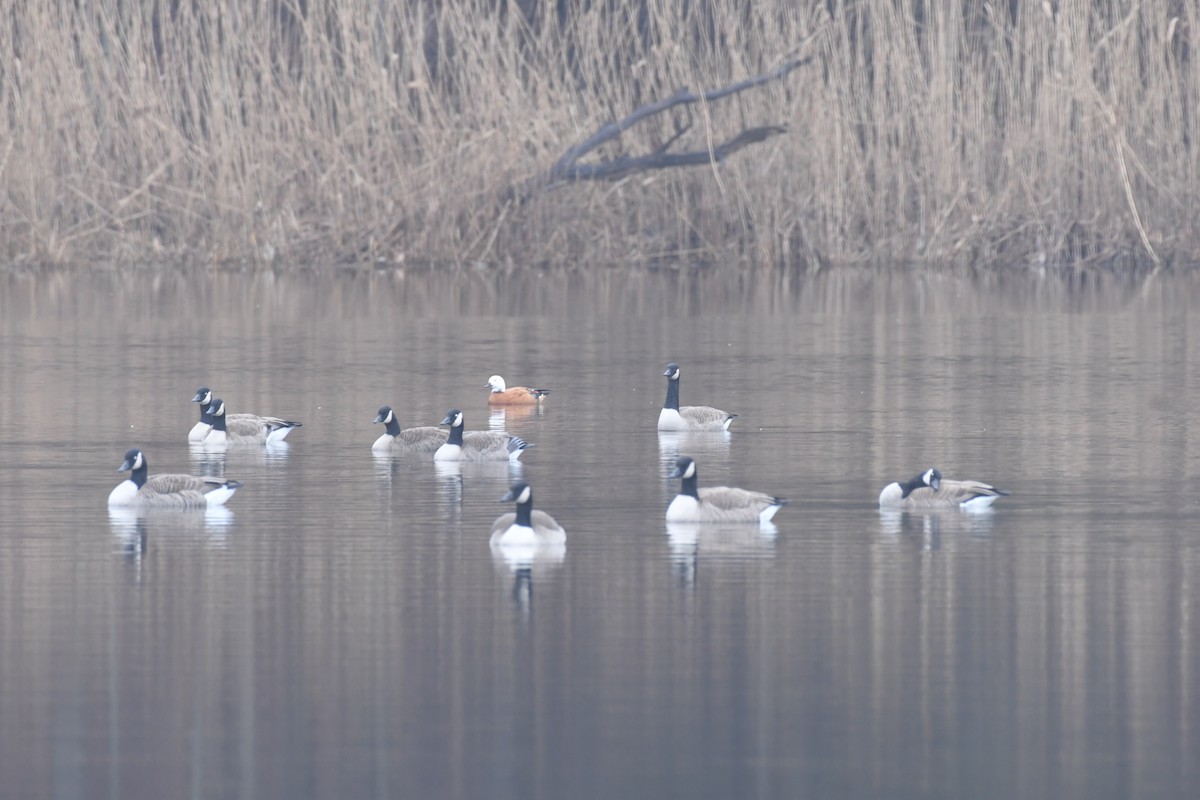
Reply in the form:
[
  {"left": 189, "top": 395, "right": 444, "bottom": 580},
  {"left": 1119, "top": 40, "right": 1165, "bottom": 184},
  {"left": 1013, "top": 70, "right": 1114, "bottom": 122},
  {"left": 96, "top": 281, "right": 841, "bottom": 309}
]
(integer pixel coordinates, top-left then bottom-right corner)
[{"left": 1, "top": 265, "right": 1198, "bottom": 799}]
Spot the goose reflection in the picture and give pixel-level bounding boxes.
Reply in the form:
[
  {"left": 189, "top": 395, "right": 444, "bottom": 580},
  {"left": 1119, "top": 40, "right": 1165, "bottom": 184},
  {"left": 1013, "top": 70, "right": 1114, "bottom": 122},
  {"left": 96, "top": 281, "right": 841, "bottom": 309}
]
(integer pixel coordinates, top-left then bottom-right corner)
[
  {"left": 879, "top": 507, "right": 996, "bottom": 546},
  {"left": 878, "top": 508, "right": 941, "bottom": 549},
  {"left": 372, "top": 450, "right": 404, "bottom": 491},
  {"left": 434, "top": 459, "right": 524, "bottom": 508},
  {"left": 665, "top": 521, "right": 778, "bottom": 586},
  {"left": 261, "top": 441, "right": 292, "bottom": 464},
  {"left": 109, "top": 505, "right": 234, "bottom": 550},
  {"left": 433, "top": 459, "right": 464, "bottom": 515},
  {"left": 109, "top": 507, "right": 149, "bottom": 566},
  {"left": 490, "top": 539, "right": 567, "bottom": 573},
  {"left": 491, "top": 538, "right": 565, "bottom": 614},
  {"left": 187, "top": 445, "right": 228, "bottom": 478},
  {"left": 189, "top": 439, "right": 291, "bottom": 465},
  {"left": 657, "top": 429, "right": 732, "bottom": 468}
]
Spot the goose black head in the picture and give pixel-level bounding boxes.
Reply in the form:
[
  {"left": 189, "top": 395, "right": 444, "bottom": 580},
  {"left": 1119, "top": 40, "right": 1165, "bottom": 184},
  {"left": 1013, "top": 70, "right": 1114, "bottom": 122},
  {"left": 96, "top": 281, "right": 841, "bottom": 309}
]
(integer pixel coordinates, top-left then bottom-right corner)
[
  {"left": 192, "top": 387, "right": 213, "bottom": 404},
  {"left": 501, "top": 482, "right": 532, "bottom": 504},
  {"left": 669, "top": 456, "right": 697, "bottom": 480},
  {"left": 205, "top": 399, "right": 226, "bottom": 417},
  {"left": 118, "top": 448, "right": 145, "bottom": 472},
  {"left": 923, "top": 468, "right": 942, "bottom": 491},
  {"left": 440, "top": 409, "right": 464, "bottom": 427},
  {"left": 663, "top": 363, "right": 681, "bottom": 380},
  {"left": 374, "top": 406, "right": 394, "bottom": 424}
]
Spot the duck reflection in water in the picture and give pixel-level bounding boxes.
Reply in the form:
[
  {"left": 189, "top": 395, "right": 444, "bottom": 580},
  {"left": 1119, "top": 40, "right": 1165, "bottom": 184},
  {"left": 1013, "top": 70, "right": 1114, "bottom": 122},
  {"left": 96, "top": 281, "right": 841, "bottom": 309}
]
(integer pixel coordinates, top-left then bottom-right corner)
[{"left": 488, "top": 403, "right": 541, "bottom": 433}]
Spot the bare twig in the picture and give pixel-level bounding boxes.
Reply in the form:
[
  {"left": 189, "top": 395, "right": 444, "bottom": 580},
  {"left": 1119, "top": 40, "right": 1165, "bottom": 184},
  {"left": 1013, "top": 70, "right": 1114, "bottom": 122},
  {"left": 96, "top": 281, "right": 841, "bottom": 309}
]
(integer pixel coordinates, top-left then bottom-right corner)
[{"left": 534, "top": 56, "right": 812, "bottom": 191}]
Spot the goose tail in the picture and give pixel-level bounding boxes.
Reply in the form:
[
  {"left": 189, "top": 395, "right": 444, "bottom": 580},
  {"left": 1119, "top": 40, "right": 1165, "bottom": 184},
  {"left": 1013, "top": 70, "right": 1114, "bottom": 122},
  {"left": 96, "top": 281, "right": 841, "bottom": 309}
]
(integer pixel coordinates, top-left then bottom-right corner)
[
  {"left": 759, "top": 497, "right": 789, "bottom": 523},
  {"left": 506, "top": 436, "right": 532, "bottom": 460}
]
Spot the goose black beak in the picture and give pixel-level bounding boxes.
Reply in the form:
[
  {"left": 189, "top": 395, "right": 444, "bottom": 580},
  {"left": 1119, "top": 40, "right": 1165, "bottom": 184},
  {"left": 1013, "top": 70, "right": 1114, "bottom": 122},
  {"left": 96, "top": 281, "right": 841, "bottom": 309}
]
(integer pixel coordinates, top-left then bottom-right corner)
[
  {"left": 118, "top": 458, "right": 134, "bottom": 472},
  {"left": 668, "top": 465, "right": 684, "bottom": 478},
  {"left": 439, "top": 414, "right": 454, "bottom": 425},
  {"left": 372, "top": 413, "right": 385, "bottom": 424},
  {"left": 500, "top": 487, "right": 519, "bottom": 502},
  {"left": 191, "top": 391, "right": 206, "bottom": 402}
]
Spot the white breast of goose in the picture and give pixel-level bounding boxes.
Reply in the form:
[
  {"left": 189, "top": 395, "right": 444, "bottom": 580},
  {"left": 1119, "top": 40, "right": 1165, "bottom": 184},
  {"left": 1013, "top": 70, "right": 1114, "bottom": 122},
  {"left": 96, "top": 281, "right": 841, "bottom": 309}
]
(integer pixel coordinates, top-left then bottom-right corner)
[{"left": 187, "top": 421, "right": 212, "bottom": 443}]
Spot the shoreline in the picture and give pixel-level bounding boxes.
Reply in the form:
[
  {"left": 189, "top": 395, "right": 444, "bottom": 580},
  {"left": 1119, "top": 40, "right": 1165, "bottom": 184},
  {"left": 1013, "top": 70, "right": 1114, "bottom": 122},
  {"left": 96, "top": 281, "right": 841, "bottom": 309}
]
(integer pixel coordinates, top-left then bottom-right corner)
[{"left": 3, "top": 2, "right": 1197, "bottom": 269}]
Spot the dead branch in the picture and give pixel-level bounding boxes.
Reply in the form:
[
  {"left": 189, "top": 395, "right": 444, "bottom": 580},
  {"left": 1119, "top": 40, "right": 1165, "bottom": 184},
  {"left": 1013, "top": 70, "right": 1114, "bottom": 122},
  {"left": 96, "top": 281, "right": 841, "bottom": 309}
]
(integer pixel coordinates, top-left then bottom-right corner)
[
  {"left": 558, "top": 126, "right": 788, "bottom": 182},
  {"left": 528, "top": 55, "right": 813, "bottom": 194}
]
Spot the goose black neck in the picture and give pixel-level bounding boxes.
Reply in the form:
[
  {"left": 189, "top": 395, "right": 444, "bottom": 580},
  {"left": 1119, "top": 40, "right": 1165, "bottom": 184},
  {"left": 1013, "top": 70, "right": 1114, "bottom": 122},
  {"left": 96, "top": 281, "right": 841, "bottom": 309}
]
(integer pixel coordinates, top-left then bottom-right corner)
[
  {"left": 446, "top": 422, "right": 464, "bottom": 446},
  {"left": 514, "top": 495, "right": 533, "bottom": 527},
  {"left": 198, "top": 404, "right": 212, "bottom": 425},
  {"left": 211, "top": 410, "right": 227, "bottom": 433},
  {"left": 383, "top": 416, "right": 401, "bottom": 436},
  {"left": 663, "top": 378, "right": 680, "bottom": 411},
  {"left": 900, "top": 474, "right": 926, "bottom": 498},
  {"left": 130, "top": 461, "right": 148, "bottom": 488},
  {"left": 679, "top": 472, "right": 699, "bottom": 500}
]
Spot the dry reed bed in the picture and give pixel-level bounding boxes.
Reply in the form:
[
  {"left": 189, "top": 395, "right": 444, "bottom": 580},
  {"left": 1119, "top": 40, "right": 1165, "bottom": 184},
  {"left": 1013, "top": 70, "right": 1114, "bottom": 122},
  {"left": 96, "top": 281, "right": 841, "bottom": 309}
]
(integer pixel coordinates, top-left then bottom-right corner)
[{"left": 0, "top": 1, "right": 1196, "bottom": 269}]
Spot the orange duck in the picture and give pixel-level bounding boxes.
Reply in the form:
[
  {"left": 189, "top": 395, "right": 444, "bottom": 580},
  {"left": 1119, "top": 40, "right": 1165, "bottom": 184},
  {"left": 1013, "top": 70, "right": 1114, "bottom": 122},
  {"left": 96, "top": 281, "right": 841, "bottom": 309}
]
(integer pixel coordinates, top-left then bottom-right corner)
[{"left": 486, "top": 375, "right": 550, "bottom": 406}]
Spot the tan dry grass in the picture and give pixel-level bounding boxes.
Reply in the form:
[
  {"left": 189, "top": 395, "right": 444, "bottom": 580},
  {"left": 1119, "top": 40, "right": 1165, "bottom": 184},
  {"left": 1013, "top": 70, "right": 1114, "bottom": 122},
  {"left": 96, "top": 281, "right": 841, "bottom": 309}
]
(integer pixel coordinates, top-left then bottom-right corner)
[{"left": 0, "top": 1, "right": 1196, "bottom": 268}]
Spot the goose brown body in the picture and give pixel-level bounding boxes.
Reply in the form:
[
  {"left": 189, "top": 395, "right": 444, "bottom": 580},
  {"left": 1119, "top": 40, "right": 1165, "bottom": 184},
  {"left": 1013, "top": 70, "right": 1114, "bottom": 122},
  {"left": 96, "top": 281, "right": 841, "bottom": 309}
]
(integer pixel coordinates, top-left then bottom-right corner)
[
  {"left": 189, "top": 387, "right": 301, "bottom": 444},
  {"left": 490, "top": 483, "right": 566, "bottom": 546},
  {"left": 878, "top": 468, "right": 1009, "bottom": 511},
  {"left": 435, "top": 409, "right": 530, "bottom": 462},
  {"left": 108, "top": 448, "right": 242, "bottom": 508},
  {"left": 372, "top": 406, "right": 448, "bottom": 453},
  {"left": 666, "top": 456, "right": 787, "bottom": 523},
  {"left": 200, "top": 398, "right": 301, "bottom": 446},
  {"left": 657, "top": 363, "right": 736, "bottom": 432}
]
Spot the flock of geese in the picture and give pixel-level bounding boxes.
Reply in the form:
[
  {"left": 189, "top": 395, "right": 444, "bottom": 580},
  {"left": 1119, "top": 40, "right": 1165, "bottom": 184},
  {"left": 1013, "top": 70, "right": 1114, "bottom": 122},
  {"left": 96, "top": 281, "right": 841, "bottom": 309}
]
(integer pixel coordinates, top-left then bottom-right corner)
[{"left": 107, "top": 364, "right": 1009, "bottom": 548}]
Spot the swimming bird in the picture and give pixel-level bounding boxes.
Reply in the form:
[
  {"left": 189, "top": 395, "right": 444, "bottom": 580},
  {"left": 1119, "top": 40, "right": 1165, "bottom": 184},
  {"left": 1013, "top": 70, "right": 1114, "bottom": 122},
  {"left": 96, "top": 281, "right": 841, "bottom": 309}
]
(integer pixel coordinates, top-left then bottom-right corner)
[
  {"left": 490, "top": 482, "right": 566, "bottom": 547},
  {"left": 372, "top": 405, "right": 448, "bottom": 453},
  {"left": 200, "top": 398, "right": 302, "bottom": 446},
  {"left": 108, "top": 448, "right": 242, "bottom": 508},
  {"left": 486, "top": 375, "right": 550, "bottom": 406},
  {"left": 188, "top": 387, "right": 301, "bottom": 444},
  {"left": 657, "top": 363, "right": 736, "bottom": 431},
  {"left": 435, "top": 409, "right": 530, "bottom": 462},
  {"left": 666, "top": 456, "right": 787, "bottom": 523},
  {"left": 878, "top": 468, "right": 1009, "bottom": 511}
]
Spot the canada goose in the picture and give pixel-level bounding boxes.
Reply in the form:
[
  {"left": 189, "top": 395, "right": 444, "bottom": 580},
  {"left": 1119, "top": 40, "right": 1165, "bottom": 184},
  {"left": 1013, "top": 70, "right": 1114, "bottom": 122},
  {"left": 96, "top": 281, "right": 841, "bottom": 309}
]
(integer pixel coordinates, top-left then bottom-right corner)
[
  {"left": 666, "top": 456, "right": 787, "bottom": 523},
  {"left": 490, "top": 482, "right": 566, "bottom": 547},
  {"left": 188, "top": 387, "right": 301, "bottom": 444},
  {"left": 372, "top": 405, "right": 448, "bottom": 453},
  {"left": 201, "top": 398, "right": 302, "bottom": 446},
  {"left": 657, "top": 363, "right": 736, "bottom": 431},
  {"left": 878, "top": 468, "right": 1010, "bottom": 511},
  {"left": 108, "top": 448, "right": 242, "bottom": 508},
  {"left": 188, "top": 387, "right": 215, "bottom": 442},
  {"left": 435, "top": 409, "right": 530, "bottom": 462},
  {"left": 486, "top": 375, "right": 550, "bottom": 406}
]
